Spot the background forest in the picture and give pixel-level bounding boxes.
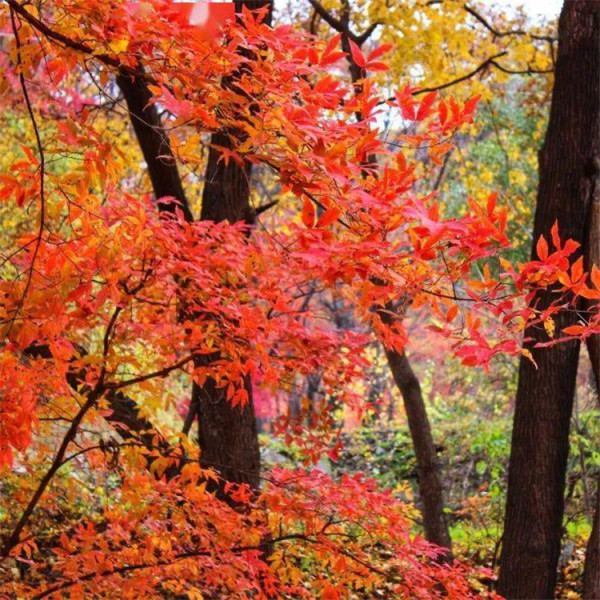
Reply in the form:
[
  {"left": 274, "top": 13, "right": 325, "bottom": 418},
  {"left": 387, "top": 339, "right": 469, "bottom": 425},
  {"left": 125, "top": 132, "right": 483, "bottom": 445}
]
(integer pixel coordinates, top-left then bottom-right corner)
[{"left": 0, "top": 1, "right": 598, "bottom": 599}]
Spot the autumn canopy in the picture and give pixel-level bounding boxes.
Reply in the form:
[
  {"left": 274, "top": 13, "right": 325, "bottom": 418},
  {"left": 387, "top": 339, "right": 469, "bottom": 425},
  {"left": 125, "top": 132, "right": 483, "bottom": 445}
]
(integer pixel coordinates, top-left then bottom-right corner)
[{"left": 0, "top": 1, "right": 598, "bottom": 599}]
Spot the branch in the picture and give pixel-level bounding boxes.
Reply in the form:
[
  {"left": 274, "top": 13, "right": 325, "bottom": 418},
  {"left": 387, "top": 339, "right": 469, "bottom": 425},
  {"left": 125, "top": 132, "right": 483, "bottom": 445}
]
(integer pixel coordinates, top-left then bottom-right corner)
[
  {"left": 489, "top": 59, "right": 553, "bottom": 75},
  {"left": 116, "top": 73, "right": 194, "bottom": 222},
  {"left": 5, "top": 0, "right": 152, "bottom": 83},
  {"left": 254, "top": 199, "right": 279, "bottom": 216},
  {"left": 0, "top": 388, "right": 101, "bottom": 560},
  {"left": 381, "top": 49, "right": 551, "bottom": 104},
  {"left": 463, "top": 4, "right": 556, "bottom": 43},
  {"left": 308, "top": 0, "right": 354, "bottom": 40},
  {"left": 3, "top": 8, "right": 46, "bottom": 342},
  {"left": 411, "top": 51, "right": 508, "bottom": 95},
  {"left": 308, "top": 0, "right": 380, "bottom": 52},
  {"left": 356, "top": 21, "right": 381, "bottom": 46},
  {"left": 31, "top": 529, "right": 385, "bottom": 599},
  {"left": 106, "top": 353, "right": 196, "bottom": 391}
]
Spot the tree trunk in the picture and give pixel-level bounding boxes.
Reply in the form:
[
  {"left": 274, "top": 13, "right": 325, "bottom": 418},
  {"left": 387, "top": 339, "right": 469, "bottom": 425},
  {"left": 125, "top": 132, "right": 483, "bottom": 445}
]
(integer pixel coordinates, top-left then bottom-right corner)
[
  {"left": 324, "top": 3, "right": 455, "bottom": 555},
  {"left": 584, "top": 487, "right": 600, "bottom": 600},
  {"left": 498, "top": 3, "right": 600, "bottom": 598},
  {"left": 583, "top": 135, "right": 600, "bottom": 600},
  {"left": 117, "top": 0, "right": 272, "bottom": 492},
  {"left": 192, "top": 0, "right": 272, "bottom": 491},
  {"left": 192, "top": 131, "right": 259, "bottom": 488},
  {"left": 385, "top": 348, "right": 453, "bottom": 558}
]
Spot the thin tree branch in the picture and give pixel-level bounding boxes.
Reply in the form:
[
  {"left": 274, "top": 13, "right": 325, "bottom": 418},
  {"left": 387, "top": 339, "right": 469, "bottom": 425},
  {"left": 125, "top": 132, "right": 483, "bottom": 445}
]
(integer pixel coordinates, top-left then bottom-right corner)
[
  {"left": 5, "top": 0, "right": 153, "bottom": 83},
  {"left": 411, "top": 51, "right": 508, "bottom": 95},
  {"left": 489, "top": 59, "right": 554, "bottom": 75},
  {"left": 463, "top": 4, "right": 556, "bottom": 43},
  {"left": 4, "top": 8, "right": 46, "bottom": 342},
  {"left": 106, "top": 354, "right": 196, "bottom": 391},
  {"left": 308, "top": 0, "right": 354, "bottom": 40},
  {"left": 356, "top": 21, "right": 381, "bottom": 46}
]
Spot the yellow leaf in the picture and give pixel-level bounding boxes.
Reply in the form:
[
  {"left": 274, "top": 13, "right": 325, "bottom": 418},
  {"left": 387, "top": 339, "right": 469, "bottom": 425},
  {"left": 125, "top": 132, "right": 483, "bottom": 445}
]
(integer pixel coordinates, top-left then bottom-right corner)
[
  {"left": 107, "top": 39, "right": 129, "bottom": 55},
  {"left": 543, "top": 317, "right": 555, "bottom": 338}
]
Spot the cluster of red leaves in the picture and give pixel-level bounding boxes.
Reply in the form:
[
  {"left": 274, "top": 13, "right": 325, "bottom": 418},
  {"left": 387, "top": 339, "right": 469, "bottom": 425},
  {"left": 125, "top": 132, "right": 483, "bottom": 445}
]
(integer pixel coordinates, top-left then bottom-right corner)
[{"left": 0, "top": 192, "right": 370, "bottom": 465}]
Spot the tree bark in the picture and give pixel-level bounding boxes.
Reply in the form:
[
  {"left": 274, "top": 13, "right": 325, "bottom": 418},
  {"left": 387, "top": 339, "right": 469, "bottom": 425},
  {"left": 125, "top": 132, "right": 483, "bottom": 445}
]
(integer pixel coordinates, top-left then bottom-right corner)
[
  {"left": 192, "top": 0, "right": 273, "bottom": 491},
  {"left": 583, "top": 131, "right": 600, "bottom": 600},
  {"left": 385, "top": 347, "right": 453, "bottom": 558},
  {"left": 584, "top": 488, "right": 600, "bottom": 600},
  {"left": 193, "top": 126, "right": 259, "bottom": 489},
  {"left": 498, "top": 3, "right": 600, "bottom": 598},
  {"left": 116, "top": 0, "right": 272, "bottom": 492}
]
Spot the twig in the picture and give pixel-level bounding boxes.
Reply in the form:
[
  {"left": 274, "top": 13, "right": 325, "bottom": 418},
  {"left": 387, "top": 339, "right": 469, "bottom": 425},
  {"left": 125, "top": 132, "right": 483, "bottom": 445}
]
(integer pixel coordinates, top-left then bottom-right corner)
[{"left": 4, "top": 8, "right": 47, "bottom": 341}]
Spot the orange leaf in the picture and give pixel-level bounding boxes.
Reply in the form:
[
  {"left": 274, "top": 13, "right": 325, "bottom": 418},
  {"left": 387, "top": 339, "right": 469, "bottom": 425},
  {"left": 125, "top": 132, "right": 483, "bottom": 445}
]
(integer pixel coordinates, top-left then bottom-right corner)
[
  {"left": 536, "top": 235, "right": 548, "bottom": 261},
  {"left": 302, "top": 197, "right": 315, "bottom": 228},
  {"left": 446, "top": 304, "right": 459, "bottom": 323},
  {"left": 571, "top": 256, "right": 584, "bottom": 283},
  {"left": 316, "top": 207, "right": 341, "bottom": 228},
  {"left": 322, "top": 585, "right": 341, "bottom": 600},
  {"left": 592, "top": 264, "right": 600, "bottom": 290},
  {"left": 563, "top": 324, "right": 585, "bottom": 336}
]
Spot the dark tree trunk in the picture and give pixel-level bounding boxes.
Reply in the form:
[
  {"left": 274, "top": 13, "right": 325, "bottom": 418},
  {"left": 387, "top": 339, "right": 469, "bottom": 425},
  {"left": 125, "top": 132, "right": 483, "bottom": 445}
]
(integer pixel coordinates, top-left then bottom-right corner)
[
  {"left": 385, "top": 348, "right": 453, "bottom": 558},
  {"left": 192, "top": 132, "right": 260, "bottom": 487},
  {"left": 584, "top": 488, "right": 600, "bottom": 600},
  {"left": 583, "top": 144, "right": 600, "bottom": 600},
  {"left": 498, "top": 3, "right": 600, "bottom": 598},
  {"left": 116, "top": 0, "right": 272, "bottom": 492},
  {"left": 192, "top": 0, "right": 273, "bottom": 491}
]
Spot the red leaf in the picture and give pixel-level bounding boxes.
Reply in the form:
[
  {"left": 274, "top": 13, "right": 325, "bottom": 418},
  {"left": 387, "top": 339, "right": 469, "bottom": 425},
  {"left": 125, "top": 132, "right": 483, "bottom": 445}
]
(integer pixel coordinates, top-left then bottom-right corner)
[
  {"left": 348, "top": 40, "right": 366, "bottom": 68},
  {"left": 316, "top": 207, "right": 341, "bottom": 228},
  {"left": 320, "top": 33, "right": 345, "bottom": 65},
  {"left": 302, "top": 197, "right": 315, "bottom": 228},
  {"left": 487, "top": 192, "right": 497, "bottom": 217},
  {"left": 416, "top": 91, "right": 438, "bottom": 121},
  {"left": 367, "top": 43, "right": 393, "bottom": 62},
  {"left": 463, "top": 94, "right": 481, "bottom": 115}
]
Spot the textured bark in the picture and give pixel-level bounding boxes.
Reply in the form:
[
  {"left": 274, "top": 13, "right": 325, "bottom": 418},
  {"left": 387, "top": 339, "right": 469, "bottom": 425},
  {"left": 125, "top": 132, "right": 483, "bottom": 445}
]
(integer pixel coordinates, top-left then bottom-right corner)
[
  {"left": 192, "top": 0, "right": 272, "bottom": 491},
  {"left": 498, "top": 3, "right": 600, "bottom": 598},
  {"left": 385, "top": 348, "right": 453, "bottom": 559},
  {"left": 583, "top": 135, "right": 600, "bottom": 600},
  {"left": 584, "top": 489, "right": 600, "bottom": 600},
  {"left": 585, "top": 193, "right": 600, "bottom": 393}
]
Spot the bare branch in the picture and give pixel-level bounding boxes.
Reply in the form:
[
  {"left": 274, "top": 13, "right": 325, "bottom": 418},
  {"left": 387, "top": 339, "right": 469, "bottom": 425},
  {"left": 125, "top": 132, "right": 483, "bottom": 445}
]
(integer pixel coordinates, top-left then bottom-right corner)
[
  {"left": 463, "top": 4, "right": 556, "bottom": 43},
  {"left": 411, "top": 51, "right": 508, "bottom": 95}
]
